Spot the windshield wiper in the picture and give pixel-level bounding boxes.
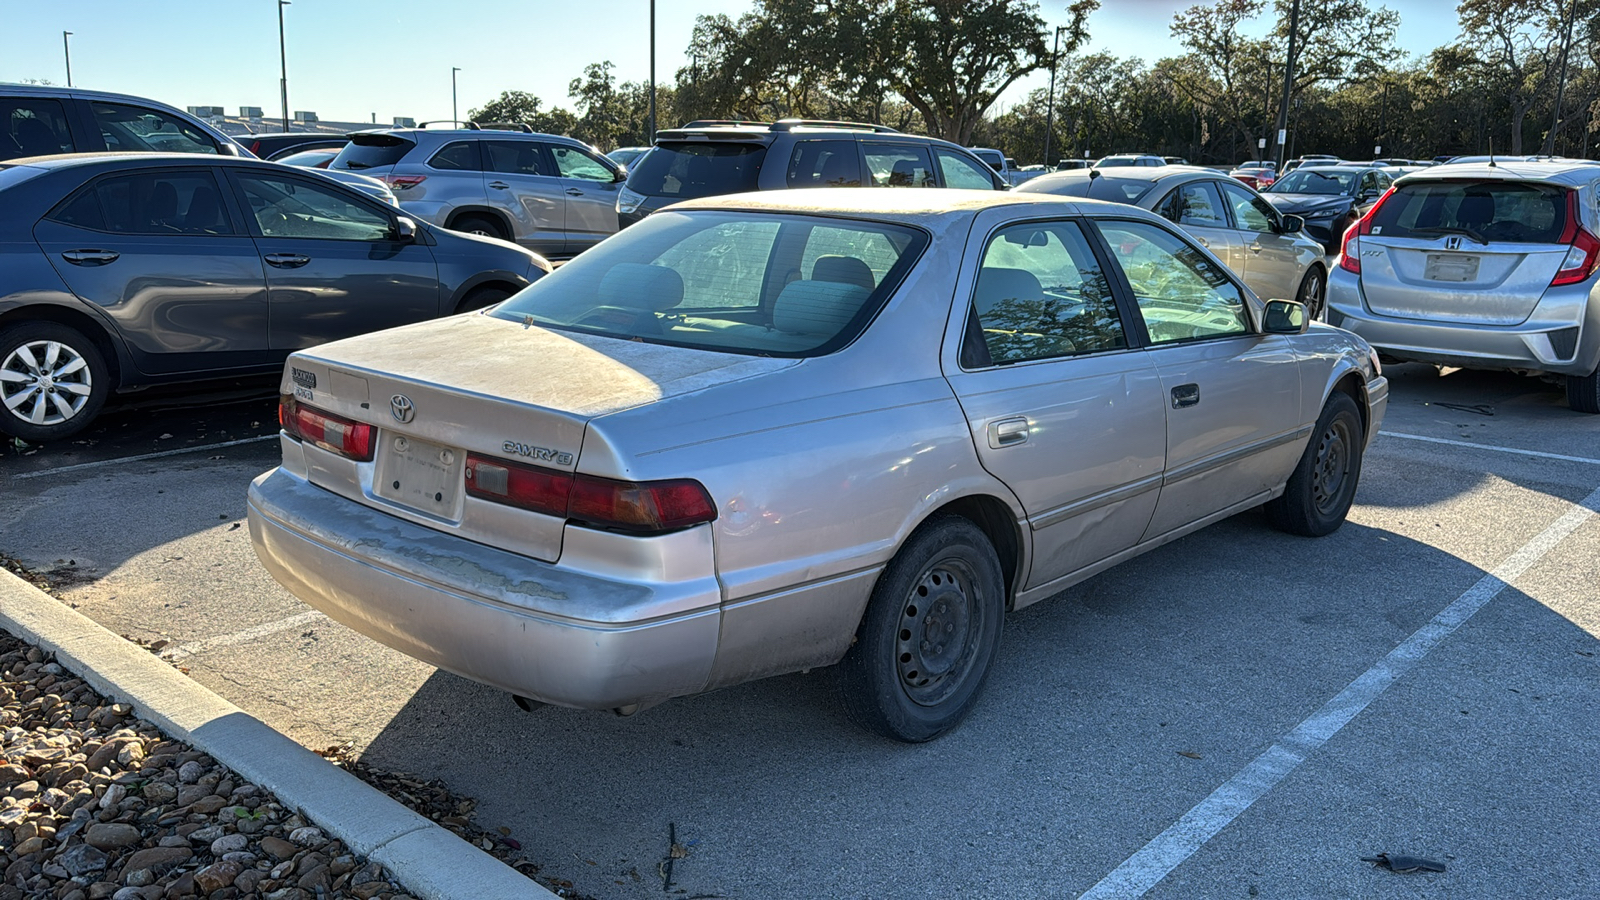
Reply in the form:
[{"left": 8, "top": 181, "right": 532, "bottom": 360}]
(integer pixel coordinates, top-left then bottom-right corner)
[
  {"left": 341, "top": 161, "right": 370, "bottom": 169},
  {"left": 1408, "top": 225, "right": 1489, "bottom": 246}
]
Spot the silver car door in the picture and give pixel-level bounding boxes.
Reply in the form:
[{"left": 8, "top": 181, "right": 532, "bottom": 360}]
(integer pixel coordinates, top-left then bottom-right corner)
[
  {"left": 943, "top": 216, "right": 1167, "bottom": 593},
  {"left": 1219, "top": 179, "right": 1301, "bottom": 301},
  {"left": 545, "top": 142, "right": 622, "bottom": 254},
  {"left": 482, "top": 139, "right": 566, "bottom": 257},
  {"left": 1156, "top": 180, "right": 1245, "bottom": 276},
  {"left": 1094, "top": 217, "right": 1303, "bottom": 541}
]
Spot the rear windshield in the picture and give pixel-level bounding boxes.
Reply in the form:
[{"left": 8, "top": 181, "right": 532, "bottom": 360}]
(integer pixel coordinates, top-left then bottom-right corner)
[
  {"left": 490, "top": 210, "right": 927, "bottom": 357},
  {"left": 1368, "top": 181, "right": 1569, "bottom": 244},
  {"left": 332, "top": 135, "right": 415, "bottom": 170},
  {"left": 627, "top": 142, "right": 767, "bottom": 199},
  {"left": 1022, "top": 174, "right": 1154, "bottom": 203}
]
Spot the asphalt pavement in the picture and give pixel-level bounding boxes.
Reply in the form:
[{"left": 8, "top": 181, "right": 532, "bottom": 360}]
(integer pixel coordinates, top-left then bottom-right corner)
[{"left": 2, "top": 364, "right": 1597, "bottom": 899}]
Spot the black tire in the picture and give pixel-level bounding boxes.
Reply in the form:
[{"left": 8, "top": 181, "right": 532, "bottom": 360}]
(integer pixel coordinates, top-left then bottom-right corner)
[
  {"left": 0, "top": 322, "right": 110, "bottom": 443},
  {"left": 1566, "top": 366, "right": 1600, "bottom": 414},
  {"left": 838, "top": 516, "right": 1006, "bottom": 742},
  {"left": 1266, "top": 391, "right": 1364, "bottom": 537},
  {"left": 1296, "top": 265, "right": 1327, "bottom": 321},
  {"left": 455, "top": 286, "right": 512, "bottom": 313},
  {"left": 451, "top": 214, "right": 509, "bottom": 241}
]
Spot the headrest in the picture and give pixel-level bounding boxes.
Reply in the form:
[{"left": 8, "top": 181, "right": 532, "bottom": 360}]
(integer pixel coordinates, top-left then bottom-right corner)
[
  {"left": 148, "top": 181, "right": 178, "bottom": 220},
  {"left": 974, "top": 267, "right": 1044, "bottom": 313},
  {"left": 1457, "top": 194, "right": 1494, "bottom": 226},
  {"left": 598, "top": 263, "right": 684, "bottom": 312},
  {"left": 772, "top": 280, "right": 870, "bottom": 336},
  {"left": 812, "top": 255, "right": 875, "bottom": 290}
]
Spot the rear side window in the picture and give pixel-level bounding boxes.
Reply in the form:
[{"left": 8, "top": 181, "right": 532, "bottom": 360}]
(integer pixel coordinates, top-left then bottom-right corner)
[
  {"left": 968, "top": 220, "right": 1126, "bottom": 365},
  {"left": 1369, "top": 181, "right": 1569, "bottom": 244},
  {"left": 484, "top": 140, "right": 550, "bottom": 175},
  {"left": 787, "top": 140, "right": 862, "bottom": 187},
  {"left": 628, "top": 142, "right": 767, "bottom": 199},
  {"left": 1, "top": 98, "right": 73, "bottom": 160},
  {"left": 428, "top": 141, "right": 481, "bottom": 171},
  {"left": 332, "top": 134, "right": 416, "bottom": 170},
  {"left": 862, "top": 143, "right": 935, "bottom": 188},
  {"left": 56, "top": 170, "right": 234, "bottom": 235},
  {"left": 90, "top": 103, "right": 219, "bottom": 154}
]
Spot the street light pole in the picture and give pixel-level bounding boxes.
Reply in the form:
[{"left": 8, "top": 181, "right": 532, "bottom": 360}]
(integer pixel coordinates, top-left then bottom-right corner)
[
  {"left": 62, "top": 32, "right": 73, "bottom": 87},
  {"left": 452, "top": 67, "right": 461, "bottom": 124},
  {"left": 648, "top": 0, "right": 657, "bottom": 140},
  {"left": 277, "top": 0, "right": 291, "bottom": 132},
  {"left": 1043, "top": 26, "right": 1065, "bottom": 168},
  {"left": 1272, "top": 0, "right": 1299, "bottom": 169}
]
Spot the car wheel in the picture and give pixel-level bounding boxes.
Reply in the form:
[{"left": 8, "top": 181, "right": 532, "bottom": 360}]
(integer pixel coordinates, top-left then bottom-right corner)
[
  {"left": 838, "top": 515, "right": 1005, "bottom": 742},
  {"left": 1266, "top": 391, "right": 1364, "bottom": 537},
  {"left": 452, "top": 214, "right": 509, "bottom": 241},
  {"left": 1296, "top": 266, "right": 1326, "bottom": 320},
  {"left": 1567, "top": 365, "right": 1600, "bottom": 414},
  {"left": 0, "top": 322, "right": 109, "bottom": 443},
  {"left": 456, "top": 286, "right": 512, "bottom": 313}
]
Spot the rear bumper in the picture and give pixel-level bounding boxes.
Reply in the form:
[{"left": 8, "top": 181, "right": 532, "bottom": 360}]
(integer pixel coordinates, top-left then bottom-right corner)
[
  {"left": 1327, "top": 268, "right": 1600, "bottom": 377},
  {"left": 247, "top": 467, "right": 722, "bottom": 709}
]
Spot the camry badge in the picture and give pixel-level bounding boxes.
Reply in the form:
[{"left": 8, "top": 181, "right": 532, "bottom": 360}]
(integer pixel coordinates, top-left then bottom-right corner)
[
  {"left": 390, "top": 394, "right": 415, "bottom": 423},
  {"left": 1444, "top": 235, "right": 1462, "bottom": 251}
]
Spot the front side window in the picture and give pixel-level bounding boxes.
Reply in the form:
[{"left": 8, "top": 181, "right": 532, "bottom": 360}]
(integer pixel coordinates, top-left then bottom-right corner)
[
  {"left": 1218, "top": 182, "right": 1276, "bottom": 233},
  {"left": 53, "top": 170, "right": 233, "bottom": 235},
  {"left": 862, "top": 143, "right": 936, "bottom": 188},
  {"left": 937, "top": 149, "right": 999, "bottom": 190},
  {"left": 236, "top": 173, "right": 393, "bottom": 241},
  {"left": 786, "top": 140, "right": 862, "bottom": 187},
  {"left": 490, "top": 211, "right": 926, "bottom": 356},
  {"left": 1, "top": 99, "right": 73, "bottom": 161},
  {"left": 90, "top": 102, "right": 219, "bottom": 154},
  {"left": 1098, "top": 219, "right": 1249, "bottom": 344},
  {"left": 429, "top": 141, "right": 481, "bottom": 171},
  {"left": 1160, "top": 182, "right": 1226, "bottom": 228},
  {"left": 966, "top": 220, "right": 1126, "bottom": 365},
  {"left": 549, "top": 144, "right": 615, "bottom": 182},
  {"left": 485, "top": 140, "right": 551, "bottom": 176}
]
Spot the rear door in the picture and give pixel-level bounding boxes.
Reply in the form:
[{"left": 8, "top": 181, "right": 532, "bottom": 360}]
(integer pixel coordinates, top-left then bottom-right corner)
[
  {"left": 545, "top": 142, "right": 621, "bottom": 254},
  {"left": 1155, "top": 179, "right": 1243, "bottom": 274},
  {"left": 33, "top": 166, "right": 273, "bottom": 375},
  {"left": 1218, "top": 179, "right": 1302, "bottom": 301},
  {"left": 482, "top": 139, "right": 566, "bottom": 256},
  {"left": 225, "top": 168, "right": 440, "bottom": 350},
  {"left": 0, "top": 96, "right": 75, "bottom": 160}
]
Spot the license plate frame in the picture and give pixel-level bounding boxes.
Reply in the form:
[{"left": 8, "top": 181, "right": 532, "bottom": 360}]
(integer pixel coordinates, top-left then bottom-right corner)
[
  {"left": 1424, "top": 253, "right": 1480, "bottom": 282},
  {"left": 374, "top": 434, "right": 463, "bottom": 518}
]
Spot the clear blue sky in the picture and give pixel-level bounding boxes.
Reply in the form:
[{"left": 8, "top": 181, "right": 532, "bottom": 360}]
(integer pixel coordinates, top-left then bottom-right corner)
[{"left": 2, "top": 0, "right": 1462, "bottom": 125}]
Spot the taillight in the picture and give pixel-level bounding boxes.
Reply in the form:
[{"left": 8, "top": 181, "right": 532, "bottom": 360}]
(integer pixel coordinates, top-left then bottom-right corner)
[
  {"left": 1338, "top": 186, "right": 1395, "bottom": 275},
  {"left": 1551, "top": 190, "right": 1600, "bottom": 287},
  {"left": 385, "top": 175, "right": 426, "bottom": 190},
  {"left": 278, "top": 395, "right": 375, "bottom": 461},
  {"left": 464, "top": 453, "right": 716, "bottom": 534}
]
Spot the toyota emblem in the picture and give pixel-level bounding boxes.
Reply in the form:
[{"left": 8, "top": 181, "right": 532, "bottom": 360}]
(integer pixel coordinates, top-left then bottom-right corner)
[{"left": 390, "top": 394, "right": 415, "bottom": 423}]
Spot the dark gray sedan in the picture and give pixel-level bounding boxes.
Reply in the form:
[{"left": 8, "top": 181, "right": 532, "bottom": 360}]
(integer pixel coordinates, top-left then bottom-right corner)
[{"left": 0, "top": 153, "right": 549, "bottom": 441}]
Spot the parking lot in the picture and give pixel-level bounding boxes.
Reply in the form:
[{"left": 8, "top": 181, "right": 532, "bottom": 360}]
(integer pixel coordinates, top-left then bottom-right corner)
[{"left": 0, "top": 362, "right": 1594, "bottom": 899}]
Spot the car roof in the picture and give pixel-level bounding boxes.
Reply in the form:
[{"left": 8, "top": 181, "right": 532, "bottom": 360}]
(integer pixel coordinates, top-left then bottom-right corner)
[
  {"left": 1043, "top": 165, "right": 1220, "bottom": 185},
  {"left": 669, "top": 186, "right": 1167, "bottom": 225},
  {"left": 1394, "top": 158, "right": 1600, "bottom": 187},
  {"left": 1, "top": 83, "right": 191, "bottom": 109}
]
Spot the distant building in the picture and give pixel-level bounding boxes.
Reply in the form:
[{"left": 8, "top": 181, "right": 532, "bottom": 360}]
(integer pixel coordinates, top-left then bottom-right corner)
[
  {"left": 393, "top": 116, "right": 416, "bottom": 128},
  {"left": 239, "top": 106, "right": 264, "bottom": 118},
  {"left": 293, "top": 110, "right": 319, "bottom": 123}
]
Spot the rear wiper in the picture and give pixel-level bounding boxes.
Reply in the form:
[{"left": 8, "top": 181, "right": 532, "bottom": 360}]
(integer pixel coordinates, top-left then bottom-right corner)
[
  {"left": 1408, "top": 225, "right": 1488, "bottom": 246},
  {"left": 341, "top": 161, "right": 370, "bottom": 169}
]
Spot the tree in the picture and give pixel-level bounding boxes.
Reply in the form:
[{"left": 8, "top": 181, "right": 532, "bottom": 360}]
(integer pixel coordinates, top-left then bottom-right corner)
[
  {"left": 1170, "top": 0, "right": 1273, "bottom": 158},
  {"left": 1455, "top": 0, "right": 1564, "bottom": 153},
  {"left": 468, "top": 91, "right": 578, "bottom": 136}
]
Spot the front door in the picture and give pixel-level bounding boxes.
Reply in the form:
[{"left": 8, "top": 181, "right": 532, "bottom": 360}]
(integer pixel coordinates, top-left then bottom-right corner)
[
  {"left": 33, "top": 167, "right": 273, "bottom": 375},
  {"left": 545, "top": 142, "right": 621, "bottom": 254},
  {"left": 943, "top": 216, "right": 1167, "bottom": 594},
  {"left": 227, "top": 169, "right": 440, "bottom": 350},
  {"left": 483, "top": 139, "right": 567, "bottom": 257},
  {"left": 1094, "top": 218, "right": 1302, "bottom": 540}
]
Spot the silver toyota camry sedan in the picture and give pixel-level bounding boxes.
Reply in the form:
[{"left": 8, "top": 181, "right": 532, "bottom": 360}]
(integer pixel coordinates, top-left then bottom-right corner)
[{"left": 248, "top": 189, "right": 1389, "bottom": 742}]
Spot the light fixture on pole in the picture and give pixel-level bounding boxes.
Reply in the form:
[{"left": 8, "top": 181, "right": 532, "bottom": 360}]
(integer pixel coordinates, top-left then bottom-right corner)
[
  {"left": 62, "top": 32, "right": 73, "bottom": 87},
  {"left": 452, "top": 67, "right": 461, "bottom": 124},
  {"left": 277, "top": 0, "right": 291, "bottom": 132},
  {"left": 1042, "top": 25, "right": 1066, "bottom": 168}
]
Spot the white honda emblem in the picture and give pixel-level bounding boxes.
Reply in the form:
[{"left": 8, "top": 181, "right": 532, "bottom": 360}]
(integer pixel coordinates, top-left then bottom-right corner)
[
  {"left": 1444, "top": 235, "right": 1462, "bottom": 250},
  {"left": 390, "top": 394, "right": 415, "bottom": 423}
]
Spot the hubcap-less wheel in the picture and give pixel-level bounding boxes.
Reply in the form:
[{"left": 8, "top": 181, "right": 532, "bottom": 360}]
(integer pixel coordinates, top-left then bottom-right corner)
[
  {"left": 1310, "top": 417, "right": 1352, "bottom": 515},
  {"left": 896, "top": 560, "right": 980, "bottom": 706},
  {"left": 1299, "top": 269, "right": 1325, "bottom": 320},
  {"left": 1, "top": 340, "right": 93, "bottom": 427}
]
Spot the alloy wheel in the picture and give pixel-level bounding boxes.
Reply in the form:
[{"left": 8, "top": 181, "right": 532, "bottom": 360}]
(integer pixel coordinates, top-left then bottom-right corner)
[{"left": 1, "top": 340, "right": 94, "bottom": 427}]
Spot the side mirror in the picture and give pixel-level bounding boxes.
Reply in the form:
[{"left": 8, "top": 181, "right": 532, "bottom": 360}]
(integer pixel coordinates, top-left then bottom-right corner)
[
  {"left": 1279, "top": 213, "right": 1306, "bottom": 234},
  {"left": 1262, "top": 299, "right": 1309, "bottom": 334},
  {"left": 395, "top": 216, "right": 417, "bottom": 242},
  {"left": 612, "top": 166, "right": 627, "bottom": 183}
]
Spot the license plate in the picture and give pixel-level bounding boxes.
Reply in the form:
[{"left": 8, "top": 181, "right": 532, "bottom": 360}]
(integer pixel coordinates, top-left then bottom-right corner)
[
  {"left": 374, "top": 435, "right": 463, "bottom": 517},
  {"left": 1424, "top": 253, "right": 1479, "bottom": 282}
]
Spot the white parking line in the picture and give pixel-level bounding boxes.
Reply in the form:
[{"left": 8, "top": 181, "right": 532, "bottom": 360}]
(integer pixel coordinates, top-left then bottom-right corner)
[
  {"left": 160, "top": 610, "right": 326, "bottom": 662},
  {"left": 1380, "top": 431, "right": 1600, "bottom": 465},
  {"left": 10, "top": 435, "right": 278, "bottom": 480},
  {"left": 1079, "top": 482, "right": 1600, "bottom": 899}
]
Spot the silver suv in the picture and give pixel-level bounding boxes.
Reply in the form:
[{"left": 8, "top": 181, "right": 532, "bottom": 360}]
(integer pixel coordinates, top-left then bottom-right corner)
[
  {"left": 328, "top": 123, "right": 623, "bottom": 258},
  {"left": 1328, "top": 159, "right": 1600, "bottom": 412}
]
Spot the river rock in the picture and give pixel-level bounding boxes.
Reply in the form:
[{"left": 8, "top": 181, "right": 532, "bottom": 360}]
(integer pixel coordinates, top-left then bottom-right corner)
[{"left": 84, "top": 822, "right": 141, "bottom": 850}]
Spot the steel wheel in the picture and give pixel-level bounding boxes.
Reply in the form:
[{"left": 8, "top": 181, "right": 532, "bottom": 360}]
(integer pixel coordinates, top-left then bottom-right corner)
[
  {"left": 895, "top": 558, "right": 983, "bottom": 707},
  {"left": 1265, "top": 391, "right": 1364, "bottom": 537},
  {"left": 2, "top": 339, "right": 93, "bottom": 427},
  {"left": 1309, "top": 415, "right": 1353, "bottom": 516}
]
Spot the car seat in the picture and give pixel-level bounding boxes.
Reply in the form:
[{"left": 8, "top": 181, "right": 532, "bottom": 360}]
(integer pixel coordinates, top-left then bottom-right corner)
[
  {"left": 811, "top": 255, "right": 875, "bottom": 291},
  {"left": 13, "top": 117, "right": 61, "bottom": 156}
]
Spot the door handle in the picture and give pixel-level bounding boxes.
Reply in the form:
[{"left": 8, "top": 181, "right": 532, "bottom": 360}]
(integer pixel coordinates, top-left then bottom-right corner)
[
  {"left": 61, "top": 250, "right": 119, "bottom": 266},
  {"left": 1171, "top": 383, "right": 1200, "bottom": 409},
  {"left": 489, "top": 181, "right": 510, "bottom": 190},
  {"left": 565, "top": 187, "right": 584, "bottom": 196},
  {"left": 987, "top": 416, "right": 1030, "bottom": 449},
  {"left": 264, "top": 253, "right": 311, "bottom": 268},
  {"left": 1249, "top": 243, "right": 1263, "bottom": 254},
  {"left": 1195, "top": 237, "right": 1208, "bottom": 247}
]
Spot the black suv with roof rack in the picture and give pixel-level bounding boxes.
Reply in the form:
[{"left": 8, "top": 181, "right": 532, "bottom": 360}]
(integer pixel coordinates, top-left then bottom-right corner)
[{"left": 616, "top": 118, "right": 1006, "bottom": 227}]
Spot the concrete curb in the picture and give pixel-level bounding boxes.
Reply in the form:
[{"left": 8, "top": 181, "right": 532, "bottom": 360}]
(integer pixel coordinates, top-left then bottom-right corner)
[{"left": 0, "top": 569, "right": 554, "bottom": 900}]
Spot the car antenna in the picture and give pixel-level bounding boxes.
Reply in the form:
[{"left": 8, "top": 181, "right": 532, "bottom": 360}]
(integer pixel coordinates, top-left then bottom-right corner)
[
  {"left": 1487, "top": 138, "right": 1496, "bottom": 168},
  {"left": 1088, "top": 168, "right": 1100, "bottom": 180}
]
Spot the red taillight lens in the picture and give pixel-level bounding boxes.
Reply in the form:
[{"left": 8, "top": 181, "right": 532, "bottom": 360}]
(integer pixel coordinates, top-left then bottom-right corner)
[
  {"left": 278, "top": 395, "right": 375, "bottom": 461},
  {"left": 385, "top": 175, "right": 427, "bottom": 190},
  {"left": 1551, "top": 190, "right": 1600, "bottom": 287},
  {"left": 464, "top": 453, "right": 716, "bottom": 534},
  {"left": 1338, "top": 186, "right": 1395, "bottom": 275}
]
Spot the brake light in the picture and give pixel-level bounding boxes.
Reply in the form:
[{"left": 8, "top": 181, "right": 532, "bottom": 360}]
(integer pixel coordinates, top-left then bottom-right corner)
[
  {"left": 278, "top": 395, "right": 375, "bottom": 461},
  {"left": 1551, "top": 190, "right": 1600, "bottom": 287},
  {"left": 1338, "top": 186, "right": 1395, "bottom": 275},
  {"left": 385, "top": 175, "right": 427, "bottom": 190},
  {"left": 464, "top": 453, "right": 716, "bottom": 534}
]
